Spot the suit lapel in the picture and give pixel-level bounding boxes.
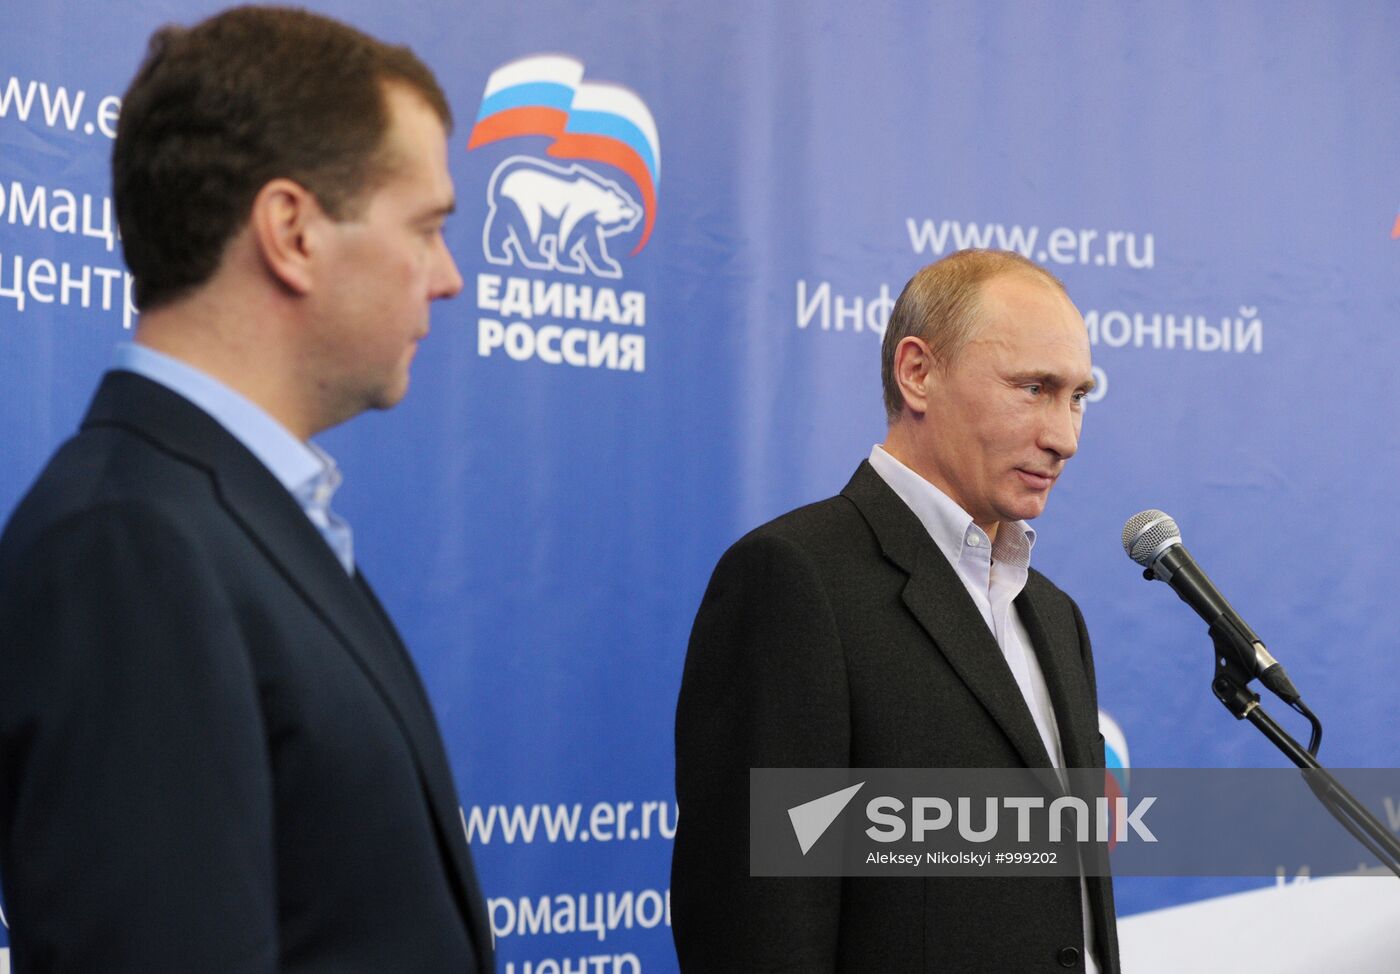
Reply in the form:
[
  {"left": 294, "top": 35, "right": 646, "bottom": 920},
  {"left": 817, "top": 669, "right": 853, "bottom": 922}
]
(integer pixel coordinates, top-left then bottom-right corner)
[
  {"left": 1017, "top": 580, "right": 1097, "bottom": 769},
  {"left": 82, "top": 371, "right": 484, "bottom": 944},
  {"left": 354, "top": 572, "right": 494, "bottom": 960},
  {"left": 843, "top": 462, "right": 1053, "bottom": 770},
  {"left": 1018, "top": 584, "right": 1118, "bottom": 967}
]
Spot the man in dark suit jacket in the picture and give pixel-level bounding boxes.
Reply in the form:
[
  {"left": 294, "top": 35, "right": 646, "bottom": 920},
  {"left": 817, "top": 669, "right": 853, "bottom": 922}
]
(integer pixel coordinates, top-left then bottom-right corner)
[
  {"left": 673, "top": 250, "right": 1118, "bottom": 972},
  {"left": 0, "top": 8, "right": 492, "bottom": 971}
]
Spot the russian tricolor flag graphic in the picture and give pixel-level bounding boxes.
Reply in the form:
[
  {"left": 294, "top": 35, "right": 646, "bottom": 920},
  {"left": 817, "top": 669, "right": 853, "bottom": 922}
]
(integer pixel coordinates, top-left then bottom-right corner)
[{"left": 469, "top": 55, "right": 661, "bottom": 255}]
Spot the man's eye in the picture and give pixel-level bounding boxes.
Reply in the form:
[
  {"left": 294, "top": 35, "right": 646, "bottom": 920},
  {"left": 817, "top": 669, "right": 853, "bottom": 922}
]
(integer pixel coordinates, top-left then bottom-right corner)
[
  {"left": 1071, "top": 391, "right": 1088, "bottom": 406},
  {"left": 1025, "top": 384, "right": 1042, "bottom": 396}
]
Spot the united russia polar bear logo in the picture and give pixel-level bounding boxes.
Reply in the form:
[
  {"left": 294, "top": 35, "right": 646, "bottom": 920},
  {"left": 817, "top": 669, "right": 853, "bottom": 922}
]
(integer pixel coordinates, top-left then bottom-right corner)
[{"left": 483, "top": 156, "right": 642, "bottom": 279}]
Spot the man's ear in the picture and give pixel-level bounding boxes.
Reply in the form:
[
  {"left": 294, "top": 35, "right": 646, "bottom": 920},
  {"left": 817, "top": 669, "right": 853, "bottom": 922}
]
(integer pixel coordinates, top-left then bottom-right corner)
[
  {"left": 249, "top": 178, "right": 323, "bottom": 296},
  {"left": 893, "top": 335, "right": 935, "bottom": 416}
]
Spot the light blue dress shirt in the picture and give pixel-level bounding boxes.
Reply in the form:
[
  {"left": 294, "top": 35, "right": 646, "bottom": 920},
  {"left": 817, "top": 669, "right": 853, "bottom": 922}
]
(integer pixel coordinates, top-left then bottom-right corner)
[{"left": 112, "top": 343, "right": 355, "bottom": 574}]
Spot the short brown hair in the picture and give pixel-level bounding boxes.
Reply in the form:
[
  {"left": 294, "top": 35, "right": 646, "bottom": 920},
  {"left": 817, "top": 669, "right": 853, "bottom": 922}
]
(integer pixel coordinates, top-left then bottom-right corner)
[
  {"left": 879, "top": 249, "right": 1066, "bottom": 420},
  {"left": 113, "top": 5, "right": 452, "bottom": 311}
]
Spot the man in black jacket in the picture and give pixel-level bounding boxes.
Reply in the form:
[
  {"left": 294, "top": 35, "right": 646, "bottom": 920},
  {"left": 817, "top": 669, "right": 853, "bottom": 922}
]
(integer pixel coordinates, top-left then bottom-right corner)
[
  {"left": 673, "top": 249, "right": 1117, "bottom": 973},
  {"left": 0, "top": 8, "right": 492, "bottom": 970}
]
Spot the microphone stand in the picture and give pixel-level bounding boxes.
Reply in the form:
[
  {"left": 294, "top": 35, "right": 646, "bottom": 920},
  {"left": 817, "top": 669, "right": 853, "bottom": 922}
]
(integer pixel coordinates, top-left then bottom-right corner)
[{"left": 1207, "top": 622, "right": 1400, "bottom": 880}]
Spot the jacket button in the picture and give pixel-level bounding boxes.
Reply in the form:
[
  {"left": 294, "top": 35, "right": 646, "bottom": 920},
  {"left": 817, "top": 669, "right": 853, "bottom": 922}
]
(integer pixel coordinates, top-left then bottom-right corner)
[{"left": 1057, "top": 946, "right": 1081, "bottom": 968}]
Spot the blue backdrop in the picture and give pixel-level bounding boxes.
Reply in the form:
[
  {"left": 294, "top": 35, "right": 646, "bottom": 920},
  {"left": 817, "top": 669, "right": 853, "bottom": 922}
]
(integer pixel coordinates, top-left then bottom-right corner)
[{"left": 3, "top": 2, "right": 1399, "bottom": 971}]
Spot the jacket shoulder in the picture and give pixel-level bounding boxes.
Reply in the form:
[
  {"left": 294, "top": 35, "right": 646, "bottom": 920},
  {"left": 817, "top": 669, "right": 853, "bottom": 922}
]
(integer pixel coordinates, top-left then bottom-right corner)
[
  {"left": 728, "top": 493, "right": 872, "bottom": 561},
  {"left": 0, "top": 424, "right": 213, "bottom": 571}
]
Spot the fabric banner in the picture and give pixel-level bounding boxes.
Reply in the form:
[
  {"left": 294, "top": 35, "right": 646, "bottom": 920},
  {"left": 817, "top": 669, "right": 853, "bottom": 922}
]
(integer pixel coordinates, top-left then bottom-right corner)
[{"left": 2, "top": 2, "right": 1398, "bottom": 970}]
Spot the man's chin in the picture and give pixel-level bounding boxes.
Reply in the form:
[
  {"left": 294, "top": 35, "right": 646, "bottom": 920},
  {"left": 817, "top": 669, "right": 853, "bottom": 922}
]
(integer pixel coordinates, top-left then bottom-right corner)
[
  {"left": 368, "top": 375, "right": 411, "bottom": 412},
  {"left": 998, "top": 495, "right": 1051, "bottom": 524}
]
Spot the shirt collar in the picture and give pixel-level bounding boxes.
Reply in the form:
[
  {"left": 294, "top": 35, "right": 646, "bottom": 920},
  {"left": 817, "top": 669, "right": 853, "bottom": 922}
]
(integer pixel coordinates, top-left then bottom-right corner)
[
  {"left": 112, "top": 342, "right": 334, "bottom": 501},
  {"left": 294, "top": 442, "right": 344, "bottom": 511},
  {"left": 868, "top": 444, "right": 1035, "bottom": 570}
]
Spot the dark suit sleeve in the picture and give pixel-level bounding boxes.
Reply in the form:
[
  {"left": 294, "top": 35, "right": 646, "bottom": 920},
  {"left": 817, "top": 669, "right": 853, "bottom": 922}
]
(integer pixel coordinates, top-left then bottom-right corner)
[
  {"left": 0, "top": 503, "right": 278, "bottom": 972},
  {"left": 672, "top": 531, "right": 849, "bottom": 973}
]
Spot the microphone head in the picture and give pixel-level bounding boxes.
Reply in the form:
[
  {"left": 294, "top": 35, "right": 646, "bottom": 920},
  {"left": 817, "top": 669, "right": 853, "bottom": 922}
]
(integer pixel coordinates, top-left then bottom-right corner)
[{"left": 1122, "top": 509, "right": 1182, "bottom": 567}]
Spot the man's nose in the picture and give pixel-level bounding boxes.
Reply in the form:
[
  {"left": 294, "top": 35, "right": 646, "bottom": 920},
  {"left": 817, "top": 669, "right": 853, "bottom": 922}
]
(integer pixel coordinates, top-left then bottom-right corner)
[
  {"left": 1040, "top": 401, "right": 1080, "bottom": 460},
  {"left": 434, "top": 239, "right": 464, "bottom": 300}
]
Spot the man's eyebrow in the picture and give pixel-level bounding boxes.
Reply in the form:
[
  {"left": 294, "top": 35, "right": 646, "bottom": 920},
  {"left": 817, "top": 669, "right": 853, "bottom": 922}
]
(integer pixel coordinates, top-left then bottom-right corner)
[{"left": 420, "top": 199, "right": 456, "bottom": 219}]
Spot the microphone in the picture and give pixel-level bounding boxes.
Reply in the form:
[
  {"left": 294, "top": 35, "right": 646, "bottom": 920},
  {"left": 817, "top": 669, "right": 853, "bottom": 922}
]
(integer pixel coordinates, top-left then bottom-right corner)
[{"left": 1122, "top": 510, "right": 1301, "bottom": 705}]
